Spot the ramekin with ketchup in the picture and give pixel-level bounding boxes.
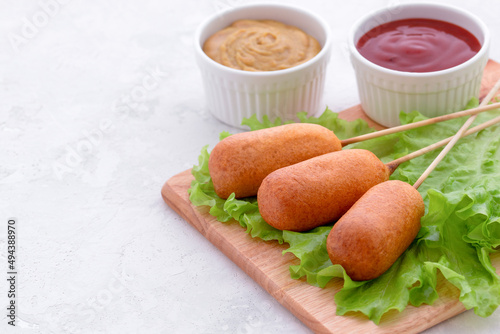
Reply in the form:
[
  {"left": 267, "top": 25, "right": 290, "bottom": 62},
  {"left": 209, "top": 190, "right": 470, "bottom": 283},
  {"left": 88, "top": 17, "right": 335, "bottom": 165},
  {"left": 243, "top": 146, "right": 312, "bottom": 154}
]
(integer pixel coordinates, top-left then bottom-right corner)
[{"left": 349, "top": 2, "right": 490, "bottom": 127}]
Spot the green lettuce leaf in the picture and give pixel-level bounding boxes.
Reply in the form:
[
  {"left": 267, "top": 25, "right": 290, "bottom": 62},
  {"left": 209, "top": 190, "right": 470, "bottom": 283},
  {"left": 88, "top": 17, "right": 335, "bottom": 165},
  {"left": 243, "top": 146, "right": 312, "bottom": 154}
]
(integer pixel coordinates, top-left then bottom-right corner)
[
  {"left": 242, "top": 108, "right": 375, "bottom": 140},
  {"left": 187, "top": 105, "right": 500, "bottom": 324},
  {"left": 282, "top": 226, "right": 332, "bottom": 286}
]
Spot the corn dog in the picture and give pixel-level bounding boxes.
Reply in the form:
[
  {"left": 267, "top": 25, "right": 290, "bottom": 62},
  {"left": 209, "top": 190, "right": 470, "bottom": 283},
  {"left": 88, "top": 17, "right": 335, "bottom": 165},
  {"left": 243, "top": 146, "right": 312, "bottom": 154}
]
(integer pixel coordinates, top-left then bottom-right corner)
[
  {"left": 209, "top": 123, "right": 342, "bottom": 199},
  {"left": 326, "top": 180, "right": 424, "bottom": 281},
  {"left": 257, "top": 149, "right": 390, "bottom": 231}
]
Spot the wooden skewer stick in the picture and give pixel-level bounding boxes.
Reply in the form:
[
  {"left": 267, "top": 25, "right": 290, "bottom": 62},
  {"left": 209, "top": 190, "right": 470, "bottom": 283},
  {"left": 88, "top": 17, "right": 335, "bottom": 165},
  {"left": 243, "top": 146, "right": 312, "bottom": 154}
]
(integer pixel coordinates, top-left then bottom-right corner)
[
  {"left": 340, "top": 101, "right": 500, "bottom": 146},
  {"left": 412, "top": 78, "right": 500, "bottom": 189},
  {"left": 385, "top": 112, "right": 500, "bottom": 174}
]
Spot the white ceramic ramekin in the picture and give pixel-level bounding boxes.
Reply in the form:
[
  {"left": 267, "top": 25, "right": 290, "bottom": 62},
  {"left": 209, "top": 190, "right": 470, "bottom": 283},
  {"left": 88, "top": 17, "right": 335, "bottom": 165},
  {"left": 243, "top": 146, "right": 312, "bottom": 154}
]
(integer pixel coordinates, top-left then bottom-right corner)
[
  {"left": 349, "top": 3, "right": 490, "bottom": 127},
  {"left": 194, "top": 3, "right": 332, "bottom": 129}
]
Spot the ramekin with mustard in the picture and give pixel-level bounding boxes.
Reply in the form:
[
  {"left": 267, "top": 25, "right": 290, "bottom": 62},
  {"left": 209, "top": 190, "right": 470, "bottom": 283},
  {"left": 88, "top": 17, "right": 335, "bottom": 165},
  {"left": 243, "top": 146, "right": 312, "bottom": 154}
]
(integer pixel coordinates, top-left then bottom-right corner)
[{"left": 194, "top": 4, "right": 332, "bottom": 128}]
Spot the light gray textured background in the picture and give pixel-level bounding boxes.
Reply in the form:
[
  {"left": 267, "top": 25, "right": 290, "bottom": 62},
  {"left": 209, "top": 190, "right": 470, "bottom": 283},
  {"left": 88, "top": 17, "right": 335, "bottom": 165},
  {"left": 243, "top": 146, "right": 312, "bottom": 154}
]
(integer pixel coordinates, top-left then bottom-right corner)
[{"left": 1, "top": 0, "right": 499, "bottom": 333}]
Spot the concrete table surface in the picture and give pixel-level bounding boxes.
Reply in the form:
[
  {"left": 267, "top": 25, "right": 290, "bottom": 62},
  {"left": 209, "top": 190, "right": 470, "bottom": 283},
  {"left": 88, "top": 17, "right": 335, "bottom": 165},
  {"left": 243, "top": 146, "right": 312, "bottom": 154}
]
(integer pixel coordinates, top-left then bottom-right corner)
[{"left": 1, "top": 0, "right": 500, "bottom": 333}]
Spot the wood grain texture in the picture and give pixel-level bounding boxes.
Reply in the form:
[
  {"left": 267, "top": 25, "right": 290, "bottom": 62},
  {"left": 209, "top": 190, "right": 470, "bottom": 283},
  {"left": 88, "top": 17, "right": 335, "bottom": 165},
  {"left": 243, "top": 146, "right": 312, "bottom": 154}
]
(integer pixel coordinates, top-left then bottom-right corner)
[
  {"left": 162, "top": 171, "right": 500, "bottom": 333},
  {"left": 161, "top": 59, "right": 500, "bottom": 333}
]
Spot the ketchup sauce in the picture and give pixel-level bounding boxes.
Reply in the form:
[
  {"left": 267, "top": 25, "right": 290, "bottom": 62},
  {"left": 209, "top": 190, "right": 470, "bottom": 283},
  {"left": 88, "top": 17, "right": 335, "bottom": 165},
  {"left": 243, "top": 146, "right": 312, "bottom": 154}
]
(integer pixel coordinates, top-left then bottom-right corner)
[{"left": 356, "top": 18, "right": 481, "bottom": 72}]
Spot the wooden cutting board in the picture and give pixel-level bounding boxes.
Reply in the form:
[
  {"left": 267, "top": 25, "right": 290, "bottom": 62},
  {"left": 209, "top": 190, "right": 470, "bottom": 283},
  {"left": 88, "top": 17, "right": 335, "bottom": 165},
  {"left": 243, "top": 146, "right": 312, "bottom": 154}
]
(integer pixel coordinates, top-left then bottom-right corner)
[{"left": 162, "top": 60, "right": 500, "bottom": 334}]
